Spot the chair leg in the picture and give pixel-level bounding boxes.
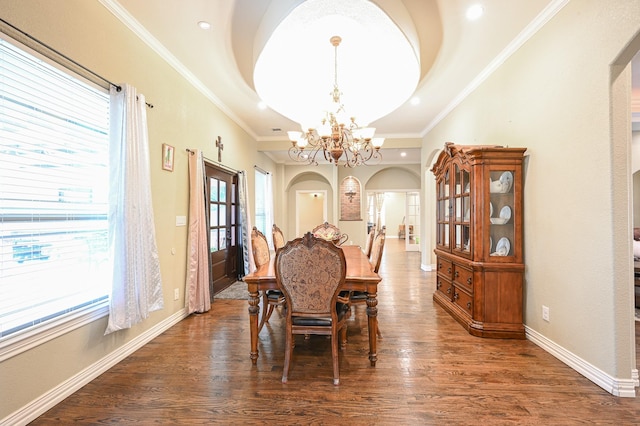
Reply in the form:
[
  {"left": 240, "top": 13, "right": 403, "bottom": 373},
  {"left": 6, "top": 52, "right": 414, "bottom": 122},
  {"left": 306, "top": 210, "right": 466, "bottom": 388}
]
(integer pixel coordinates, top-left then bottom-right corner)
[
  {"left": 258, "top": 292, "right": 277, "bottom": 333},
  {"left": 282, "top": 331, "right": 292, "bottom": 384},
  {"left": 340, "top": 325, "right": 347, "bottom": 349},
  {"left": 331, "top": 328, "right": 340, "bottom": 386}
]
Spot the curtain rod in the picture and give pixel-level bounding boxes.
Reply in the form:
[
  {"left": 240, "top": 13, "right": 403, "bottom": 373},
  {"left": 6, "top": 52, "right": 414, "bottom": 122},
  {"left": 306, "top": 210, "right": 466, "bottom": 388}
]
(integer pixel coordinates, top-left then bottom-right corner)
[
  {"left": 254, "top": 165, "right": 269, "bottom": 175},
  {"left": 186, "top": 149, "right": 241, "bottom": 175},
  {"left": 0, "top": 17, "right": 153, "bottom": 109}
]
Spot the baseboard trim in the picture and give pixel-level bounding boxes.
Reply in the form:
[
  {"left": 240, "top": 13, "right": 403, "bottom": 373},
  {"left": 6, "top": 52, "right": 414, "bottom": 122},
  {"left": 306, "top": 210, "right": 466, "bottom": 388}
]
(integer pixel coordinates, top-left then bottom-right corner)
[
  {"left": 525, "top": 325, "right": 638, "bottom": 397},
  {"left": 3, "top": 308, "right": 189, "bottom": 426},
  {"left": 421, "top": 263, "right": 435, "bottom": 272}
]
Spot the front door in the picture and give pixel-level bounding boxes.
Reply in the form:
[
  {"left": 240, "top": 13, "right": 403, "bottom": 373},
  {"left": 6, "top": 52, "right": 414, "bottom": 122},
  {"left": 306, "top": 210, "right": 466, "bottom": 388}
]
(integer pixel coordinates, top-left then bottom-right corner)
[{"left": 205, "top": 162, "right": 238, "bottom": 294}]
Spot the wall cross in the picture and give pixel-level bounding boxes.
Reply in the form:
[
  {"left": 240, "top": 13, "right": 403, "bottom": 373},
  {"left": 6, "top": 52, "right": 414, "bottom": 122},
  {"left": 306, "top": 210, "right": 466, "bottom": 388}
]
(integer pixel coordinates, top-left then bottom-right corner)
[{"left": 215, "top": 136, "right": 223, "bottom": 162}]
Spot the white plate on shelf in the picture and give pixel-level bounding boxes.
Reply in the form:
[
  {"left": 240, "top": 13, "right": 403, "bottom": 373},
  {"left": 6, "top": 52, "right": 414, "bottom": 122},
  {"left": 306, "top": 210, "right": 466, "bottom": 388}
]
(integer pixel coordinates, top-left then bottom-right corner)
[
  {"left": 499, "top": 171, "right": 513, "bottom": 193},
  {"left": 490, "top": 217, "right": 508, "bottom": 225},
  {"left": 491, "top": 237, "right": 510, "bottom": 256},
  {"left": 499, "top": 206, "right": 511, "bottom": 221},
  {"left": 489, "top": 237, "right": 493, "bottom": 252},
  {"left": 490, "top": 202, "right": 493, "bottom": 217}
]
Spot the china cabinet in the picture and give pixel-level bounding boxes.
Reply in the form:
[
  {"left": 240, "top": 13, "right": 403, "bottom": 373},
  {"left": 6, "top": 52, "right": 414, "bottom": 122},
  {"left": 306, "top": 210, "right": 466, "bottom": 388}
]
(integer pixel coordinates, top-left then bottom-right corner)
[{"left": 431, "top": 142, "right": 526, "bottom": 339}]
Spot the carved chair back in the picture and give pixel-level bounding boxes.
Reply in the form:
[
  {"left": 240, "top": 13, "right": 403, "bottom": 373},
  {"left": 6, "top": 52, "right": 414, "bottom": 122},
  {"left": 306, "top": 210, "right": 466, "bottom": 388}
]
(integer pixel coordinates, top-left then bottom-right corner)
[
  {"left": 272, "top": 224, "right": 285, "bottom": 251},
  {"left": 369, "top": 226, "right": 386, "bottom": 274},
  {"left": 312, "top": 222, "right": 348, "bottom": 246},
  {"left": 363, "top": 224, "right": 377, "bottom": 258},
  {"left": 251, "top": 226, "right": 270, "bottom": 269}
]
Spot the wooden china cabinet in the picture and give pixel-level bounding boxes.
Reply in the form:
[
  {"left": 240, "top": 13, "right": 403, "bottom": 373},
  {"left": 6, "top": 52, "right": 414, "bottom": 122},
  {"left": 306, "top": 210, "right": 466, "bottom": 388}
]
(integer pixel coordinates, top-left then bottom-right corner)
[{"left": 431, "top": 142, "right": 526, "bottom": 339}]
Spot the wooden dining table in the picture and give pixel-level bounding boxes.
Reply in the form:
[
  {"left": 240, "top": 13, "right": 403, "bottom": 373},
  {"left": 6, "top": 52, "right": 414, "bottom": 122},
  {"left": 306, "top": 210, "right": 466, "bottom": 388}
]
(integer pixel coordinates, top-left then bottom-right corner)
[{"left": 244, "top": 245, "right": 382, "bottom": 366}]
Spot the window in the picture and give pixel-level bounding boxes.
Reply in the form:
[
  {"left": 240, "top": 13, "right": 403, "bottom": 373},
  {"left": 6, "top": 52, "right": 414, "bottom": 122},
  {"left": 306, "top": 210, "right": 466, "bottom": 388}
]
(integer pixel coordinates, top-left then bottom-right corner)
[
  {"left": 0, "top": 35, "right": 110, "bottom": 355},
  {"left": 254, "top": 168, "right": 273, "bottom": 248}
]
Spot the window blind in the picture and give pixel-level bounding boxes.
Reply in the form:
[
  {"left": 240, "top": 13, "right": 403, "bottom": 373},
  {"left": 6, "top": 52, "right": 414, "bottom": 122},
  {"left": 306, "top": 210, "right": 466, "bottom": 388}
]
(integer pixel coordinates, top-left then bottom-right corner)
[{"left": 0, "top": 36, "right": 110, "bottom": 340}]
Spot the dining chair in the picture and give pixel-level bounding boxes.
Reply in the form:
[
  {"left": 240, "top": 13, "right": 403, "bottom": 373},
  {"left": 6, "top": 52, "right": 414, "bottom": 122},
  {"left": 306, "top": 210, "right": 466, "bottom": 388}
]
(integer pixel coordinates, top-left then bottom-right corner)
[
  {"left": 349, "top": 225, "right": 385, "bottom": 338},
  {"left": 251, "top": 226, "right": 285, "bottom": 333},
  {"left": 363, "top": 224, "right": 377, "bottom": 258},
  {"left": 312, "top": 221, "right": 348, "bottom": 246},
  {"left": 272, "top": 224, "right": 285, "bottom": 251},
  {"left": 275, "top": 232, "right": 349, "bottom": 385}
]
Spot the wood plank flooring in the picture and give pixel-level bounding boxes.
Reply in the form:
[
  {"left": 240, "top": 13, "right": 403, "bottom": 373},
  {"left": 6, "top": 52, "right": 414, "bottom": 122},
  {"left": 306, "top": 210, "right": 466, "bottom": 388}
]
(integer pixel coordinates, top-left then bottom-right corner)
[{"left": 31, "top": 240, "right": 640, "bottom": 424}]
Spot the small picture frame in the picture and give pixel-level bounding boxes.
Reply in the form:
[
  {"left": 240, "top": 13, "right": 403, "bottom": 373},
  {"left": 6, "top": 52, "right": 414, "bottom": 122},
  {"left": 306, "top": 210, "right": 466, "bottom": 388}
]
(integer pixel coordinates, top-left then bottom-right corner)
[{"left": 162, "top": 143, "right": 174, "bottom": 171}]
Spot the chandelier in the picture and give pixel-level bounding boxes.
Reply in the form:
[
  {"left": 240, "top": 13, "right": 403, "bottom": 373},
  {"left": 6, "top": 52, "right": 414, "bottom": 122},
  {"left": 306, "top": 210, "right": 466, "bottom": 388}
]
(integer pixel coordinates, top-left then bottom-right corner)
[{"left": 287, "top": 36, "right": 384, "bottom": 167}]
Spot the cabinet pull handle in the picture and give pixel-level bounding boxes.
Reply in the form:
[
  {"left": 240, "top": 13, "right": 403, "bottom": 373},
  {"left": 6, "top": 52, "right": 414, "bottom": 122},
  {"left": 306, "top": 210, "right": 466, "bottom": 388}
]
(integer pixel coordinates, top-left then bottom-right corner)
[
  {"left": 467, "top": 302, "right": 471, "bottom": 310},
  {"left": 438, "top": 262, "right": 442, "bottom": 269},
  {"left": 436, "top": 281, "right": 441, "bottom": 289},
  {"left": 453, "top": 292, "right": 459, "bottom": 300},
  {"left": 447, "top": 287, "right": 451, "bottom": 294},
  {"left": 447, "top": 267, "right": 452, "bottom": 274},
  {"left": 467, "top": 277, "right": 472, "bottom": 285},
  {"left": 455, "top": 271, "right": 459, "bottom": 278}
]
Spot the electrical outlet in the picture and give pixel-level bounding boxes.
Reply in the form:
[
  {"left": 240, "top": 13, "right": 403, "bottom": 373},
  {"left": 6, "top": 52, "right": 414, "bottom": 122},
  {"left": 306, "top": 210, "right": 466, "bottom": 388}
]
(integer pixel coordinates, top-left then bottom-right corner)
[
  {"left": 174, "top": 288, "right": 179, "bottom": 301},
  {"left": 542, "top": 305, "right": 550, "bottom": 322}
]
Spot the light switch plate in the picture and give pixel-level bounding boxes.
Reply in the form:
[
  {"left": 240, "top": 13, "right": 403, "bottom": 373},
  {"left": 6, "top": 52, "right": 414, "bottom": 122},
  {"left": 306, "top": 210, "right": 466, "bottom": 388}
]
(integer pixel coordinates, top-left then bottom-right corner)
[{"left": 176, "top": 215, "right": 187, "bottom": 226}]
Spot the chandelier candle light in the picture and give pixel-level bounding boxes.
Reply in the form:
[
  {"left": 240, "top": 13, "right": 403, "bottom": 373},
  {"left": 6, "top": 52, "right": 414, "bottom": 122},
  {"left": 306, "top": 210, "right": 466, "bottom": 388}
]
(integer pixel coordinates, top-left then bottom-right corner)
[{"left": 287, "top": 36, "right": 384, "bottom": 167}]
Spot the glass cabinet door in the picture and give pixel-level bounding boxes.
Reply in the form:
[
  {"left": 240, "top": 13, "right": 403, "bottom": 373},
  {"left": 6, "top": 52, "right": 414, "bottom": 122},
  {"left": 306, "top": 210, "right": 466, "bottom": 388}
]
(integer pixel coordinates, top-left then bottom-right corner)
[
  {"left": 488, "top": 169, "right": 516, "bottom": 258},
  {"left": 452, "top": 164, "right": 471, "bottom": 256},
  {"left": 436, "top": 169, "right": 450, "bottom": 249}
]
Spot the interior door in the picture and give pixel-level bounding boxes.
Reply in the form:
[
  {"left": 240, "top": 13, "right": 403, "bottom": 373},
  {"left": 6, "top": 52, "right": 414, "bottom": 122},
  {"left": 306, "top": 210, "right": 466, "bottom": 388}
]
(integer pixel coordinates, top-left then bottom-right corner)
[
  {"left": 405, "top": 191, "right": 420, "bottom": 251},
  {"left": 205, "top": 162, "right": 238, "bottom": 294}
]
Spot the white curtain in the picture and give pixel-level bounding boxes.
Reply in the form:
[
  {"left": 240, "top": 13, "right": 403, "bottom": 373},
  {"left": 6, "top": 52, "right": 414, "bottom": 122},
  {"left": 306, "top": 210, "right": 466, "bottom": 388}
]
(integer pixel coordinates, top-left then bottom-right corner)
[
  {"left": 375, "top": 192, "right": 385, "bottom": 230},
  {"left": 238, "top": 171, "right": 255, "bottom": 275},
  {"left": 105, "top": 84, "right": 163, "bottom": 335},
  {"left": 265, "top": 171, "right": 274, "bottom": 248},
  {"left": 186, "top": 149, "right": 211, "bottom": 313}
]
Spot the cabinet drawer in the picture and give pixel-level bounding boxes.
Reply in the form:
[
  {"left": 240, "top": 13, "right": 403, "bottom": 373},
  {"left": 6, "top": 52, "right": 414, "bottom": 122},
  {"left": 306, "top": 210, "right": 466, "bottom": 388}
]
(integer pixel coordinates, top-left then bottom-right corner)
[
  {"left": 453, "top": 264, "right": 473, "bottom": 292},
  {"left": 436, "top": 277, "right": 453, "bottom": 300},
  {"left": 453, "top": 286, "right": 473, "bottom": 316},
  {"left": 437, "top": 258, "right": 453, "bottom": 279}
]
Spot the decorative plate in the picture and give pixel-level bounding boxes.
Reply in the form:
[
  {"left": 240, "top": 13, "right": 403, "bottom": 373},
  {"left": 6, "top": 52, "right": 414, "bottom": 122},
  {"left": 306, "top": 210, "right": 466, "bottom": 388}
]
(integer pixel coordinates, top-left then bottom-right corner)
[
  {"left": 492, "top": 237, "right": 510, "bottom": 256},
  {"left": 499, "top": 171, "right": 513, "bottom": 193},
  {"left": 499, "top": 206, "right": 511, "bottom": 220}
]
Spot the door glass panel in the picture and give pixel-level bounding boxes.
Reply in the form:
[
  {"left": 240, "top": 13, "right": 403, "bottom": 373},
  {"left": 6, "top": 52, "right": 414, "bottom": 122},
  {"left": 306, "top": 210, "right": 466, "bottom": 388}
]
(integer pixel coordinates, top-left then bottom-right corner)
[
  {"left": 210, "top": 229, "right": 219, "bottom": 252},
  {"left": 220, "top": 181, "right": 227, "bottom": 202},
  {"left": 219, "top": 231, "right": 227, "bottom": 250},
  {"left": 219, "top": 205, "right": 227, "bottom": 226},
  {"left": 454, "top": 164, "right": 462, "bottom": 195},
  {"left": 231, "top": 225, "right": 236, "bottom": 245},
  {"left": 210, "top": 204, "right": 218, "bottom": 227},
  {"left": 210, "top": 178, "right": 219, "bottom": 202}
]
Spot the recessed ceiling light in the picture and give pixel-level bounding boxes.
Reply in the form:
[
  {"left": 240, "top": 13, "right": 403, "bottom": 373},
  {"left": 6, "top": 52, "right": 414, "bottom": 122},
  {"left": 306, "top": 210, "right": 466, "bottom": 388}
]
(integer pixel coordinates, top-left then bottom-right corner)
[
  {"left": 400, "top": 152, "right": 407, "bottom": 157},
  {"left": 197, "top": 21, "right": 211, "bottom": 30},
  {"left": 410, "top": 97, "right": 420, "bottom": 106},
  {"left": 466, "top": 4, "right": 484, "bottom": 21}
]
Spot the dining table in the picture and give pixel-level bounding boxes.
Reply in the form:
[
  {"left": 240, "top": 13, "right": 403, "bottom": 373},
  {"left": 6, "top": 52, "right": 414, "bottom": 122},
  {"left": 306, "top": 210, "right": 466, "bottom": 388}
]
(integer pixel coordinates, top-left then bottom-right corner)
[{"left": 243, "top": 244, "right": 382, "bottom": 366}]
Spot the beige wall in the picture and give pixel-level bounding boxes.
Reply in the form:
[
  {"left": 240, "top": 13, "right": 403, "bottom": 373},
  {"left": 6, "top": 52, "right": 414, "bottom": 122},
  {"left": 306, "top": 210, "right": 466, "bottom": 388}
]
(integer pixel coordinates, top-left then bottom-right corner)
[
  {"left": 0, "top": 0, "right": 274, "bottom": 419},
  {"left": 421, "top": 0, "right": 640, "bottom": 386},
  {"left": 4, "top": 0, "right": 640, "bottom": 420}
]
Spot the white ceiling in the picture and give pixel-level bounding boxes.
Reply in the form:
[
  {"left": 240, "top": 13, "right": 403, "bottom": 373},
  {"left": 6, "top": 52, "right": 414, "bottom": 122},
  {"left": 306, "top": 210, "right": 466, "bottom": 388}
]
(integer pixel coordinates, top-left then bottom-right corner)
[{"left": 100, "top": 0, "right": 639, "bottom": 164}]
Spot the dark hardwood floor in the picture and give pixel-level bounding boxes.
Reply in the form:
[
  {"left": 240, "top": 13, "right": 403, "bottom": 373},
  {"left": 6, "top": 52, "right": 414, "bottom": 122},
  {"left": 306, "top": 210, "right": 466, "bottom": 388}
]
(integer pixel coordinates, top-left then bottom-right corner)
[{"left": 31, "top": 239, "right": 640, "bottom": 424}]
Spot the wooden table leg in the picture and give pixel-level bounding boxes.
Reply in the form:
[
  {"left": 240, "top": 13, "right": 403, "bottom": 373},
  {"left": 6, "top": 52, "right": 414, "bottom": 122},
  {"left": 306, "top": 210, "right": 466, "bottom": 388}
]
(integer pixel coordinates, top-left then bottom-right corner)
[
  {"left": 366, "top": 290, "right": 378, "bottom": 366},
  {"left": 248, "top": 285, "right": 260, "bottom": 364}
]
